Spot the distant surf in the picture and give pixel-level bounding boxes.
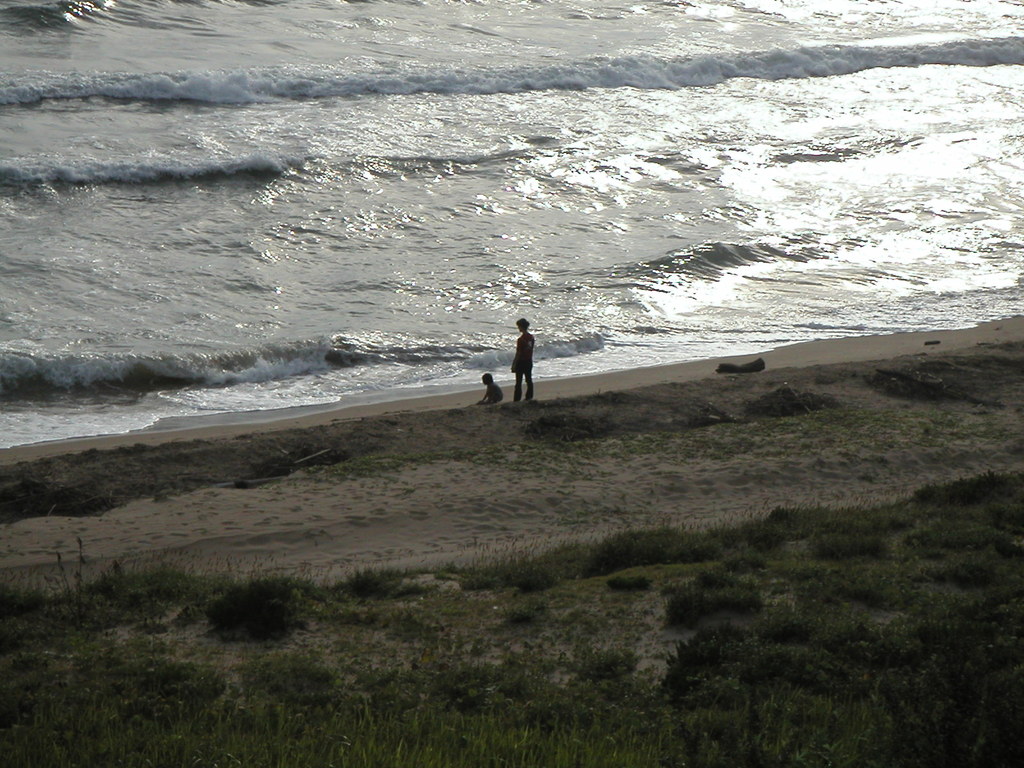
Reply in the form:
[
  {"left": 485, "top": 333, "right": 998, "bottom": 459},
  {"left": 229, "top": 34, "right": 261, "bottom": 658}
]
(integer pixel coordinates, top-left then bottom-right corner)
[{"left": 3, "top": 36, "right": 1022, "bottom": 106}]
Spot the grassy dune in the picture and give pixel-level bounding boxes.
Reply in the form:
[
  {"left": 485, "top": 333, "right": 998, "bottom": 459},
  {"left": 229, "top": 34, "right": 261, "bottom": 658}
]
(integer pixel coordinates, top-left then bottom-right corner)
[{"left": 3, "top": 464, "right": 1024, "bottom": 768}]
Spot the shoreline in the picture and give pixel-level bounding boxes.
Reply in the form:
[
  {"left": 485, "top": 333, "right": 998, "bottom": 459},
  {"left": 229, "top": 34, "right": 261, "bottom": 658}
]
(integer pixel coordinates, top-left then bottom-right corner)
[
  {"left": 3, "top": 316, "right": 1021, "bottom": 466},
  {"left": 2, "top": 314, "right": 1024, "bottom": 582}
]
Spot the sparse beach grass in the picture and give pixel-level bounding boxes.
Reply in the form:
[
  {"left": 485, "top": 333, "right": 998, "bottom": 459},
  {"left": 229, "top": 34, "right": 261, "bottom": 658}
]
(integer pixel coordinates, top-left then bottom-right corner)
[
  {"left": 3, "top": 467, "right": 1024, "bottom": 767},
  {"left": 598, "top": 407, "right": 1014, "bottom": 464},
  {"left": 307, "top": 406, "right": 1018, "bottom": 489}
]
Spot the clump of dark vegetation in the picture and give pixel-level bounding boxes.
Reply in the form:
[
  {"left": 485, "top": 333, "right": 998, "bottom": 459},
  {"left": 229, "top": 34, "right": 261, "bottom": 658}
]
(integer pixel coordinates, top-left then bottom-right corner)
[
  {"left": 504, "top": 596, "right": 548, "bottom": 624},
  {"left": 716, "top": 506, "right": 802, "bottom": 552},
  {"left": 205, "top": 576, "right": 312, "bottom": 639},
  {"left": 524, "top": 412, "right": 612, "bottom": 442},
  {"left": 4, "top": 471, "right": 1024, "bottom": 768},
  {"left": 663, "top": 568, "right": 763, "bottom": 627},
  {"left": 241, "top": 652, "right": 340, "bottom": 708},
  {"left": 585, "top": 526, "right": 721, "bottom": 576},
  {"left": 573, "top": 646, "right": 638, "bottom": 683},
  {"left": 811, "top": 530, "right": 888, "bottom": 559},
  {"left": 867, "top": 366, "right": 984, "bottom": 403},
  {"left": 913, "top": 469, "right": 1015, "bottom": 505},
  {"left": 743, "top": 386, "right": 841, "bottom": 417},
  {"left": 457, "top": 550, "right": 568, "bottom": 593},
  {"left": 339, "top": 567, "right": 410, "bottom": 599},
  {"left": 0, "top": 583, "right": 44, "bottom": 620},
  {"left": 606, "top": 574, "right": 652, "bottom": 591},
  {"left": 0, "top": 475, "right": 115, "bottom": 523}
]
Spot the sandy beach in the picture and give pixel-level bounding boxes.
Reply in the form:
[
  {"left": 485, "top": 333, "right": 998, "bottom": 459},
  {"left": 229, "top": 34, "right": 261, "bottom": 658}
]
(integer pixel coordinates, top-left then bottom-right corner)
[{"left": 2, "top": 317, "right": 1023, "bottom": 586}]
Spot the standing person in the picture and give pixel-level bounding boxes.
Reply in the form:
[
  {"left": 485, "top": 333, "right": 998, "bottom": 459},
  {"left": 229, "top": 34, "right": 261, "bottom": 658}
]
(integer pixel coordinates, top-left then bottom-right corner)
[{"left": 511, "top": 318, "right": 535, "bottom": 401}]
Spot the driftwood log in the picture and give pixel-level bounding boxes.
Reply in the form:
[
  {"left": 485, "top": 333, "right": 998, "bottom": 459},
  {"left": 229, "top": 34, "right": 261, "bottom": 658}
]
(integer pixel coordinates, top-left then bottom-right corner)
[{"left": 716, "top": 357, "right": 766, "bottom": 374}]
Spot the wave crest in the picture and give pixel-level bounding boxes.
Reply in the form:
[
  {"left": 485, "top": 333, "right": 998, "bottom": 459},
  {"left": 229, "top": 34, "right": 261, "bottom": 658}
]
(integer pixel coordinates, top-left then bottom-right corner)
[
  {"left": 623, "top": 242, "right": 812, "bottom": 286},
  {"left": 3, "top": 36, "right": 1022, "bottom": 106},
  {"left": 0, "top": 344, "right": 335, "bottom": 400},
  {"left": 0, "top": 0, "right": 110, "bottom": 30},
  {"left": 464, "top": 334, "right": 605, "bottom": 370},
  {"left": 0, "top": 153, "right": 306, "bottom": 186},
  {"left": 2, "top": 333, "right": 609, "bottom": 401}
]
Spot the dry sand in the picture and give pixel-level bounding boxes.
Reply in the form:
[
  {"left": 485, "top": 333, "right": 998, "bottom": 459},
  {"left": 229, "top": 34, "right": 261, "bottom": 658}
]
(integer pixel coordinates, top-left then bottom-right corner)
[{"left": 2, "top": 317, "right": 1024, "bottom": 586}]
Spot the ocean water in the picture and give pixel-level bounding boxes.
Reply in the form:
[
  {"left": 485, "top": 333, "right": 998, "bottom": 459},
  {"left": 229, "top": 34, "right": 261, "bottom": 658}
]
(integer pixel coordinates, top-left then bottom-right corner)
[{"left": 1, "top": 0, "right": 1023, "bottom": 448}]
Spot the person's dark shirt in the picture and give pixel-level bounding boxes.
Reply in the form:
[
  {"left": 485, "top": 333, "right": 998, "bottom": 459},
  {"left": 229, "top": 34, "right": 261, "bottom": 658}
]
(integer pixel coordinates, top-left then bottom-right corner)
[{"left": 515, "top": 332, "right": 534, "bottom": 369}]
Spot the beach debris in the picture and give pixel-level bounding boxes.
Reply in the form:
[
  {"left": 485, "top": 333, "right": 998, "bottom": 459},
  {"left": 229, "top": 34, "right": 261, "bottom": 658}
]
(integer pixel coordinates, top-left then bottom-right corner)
[
  {"left": 685, "top": 402, "right": 734, "bottom": 428},
  {"left": 867, "top": 368, "right": 984, "bottom": 404},
  {"left": 210, "top": 477, "right": 285, "bottom": 489},
  {"left": 241, "top": 445, "right": 348, "bottom": 486},
  {"left": 744, "top": 387, "right": 840, "bottom": 418},
  {"left": 716, "top": 357, "right": 766, "bottom": 374},
  {"left": 293, "top": 448, "right": 336, "bottom": 465}
]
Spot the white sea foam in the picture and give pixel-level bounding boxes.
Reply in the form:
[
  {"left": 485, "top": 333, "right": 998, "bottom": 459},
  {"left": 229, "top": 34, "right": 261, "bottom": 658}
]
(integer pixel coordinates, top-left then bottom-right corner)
[
  {"left": 537, "top": 335, "right": 606, "bottom": 361},
  {"left": 2, "top": 36, "right": 1021, "bottom": 106}
]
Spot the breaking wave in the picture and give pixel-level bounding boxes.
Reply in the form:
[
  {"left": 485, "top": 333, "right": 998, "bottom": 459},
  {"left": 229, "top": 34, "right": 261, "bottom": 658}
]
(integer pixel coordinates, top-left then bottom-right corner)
[
  {"left": 0, "top": 0, "right": 110, "bottom": 31},
  {"left": 0, "top": 343, "right": 335, "bottom": 399},
  {"left": 464, "top": 333, "right": 605, "bottom": 371},
  {"left": 0, "top": 333, "right": 606, "bottom": 400},
  {"left": 622, "top": 242, "right": 817, "bottom": 287},
  {"left": 0, "top": 153, "right": 306, "bottom": 186},
  {"left": 0, "top": 149, "right": 540, "bottom": 188},
  {"left": 3, "top": 36, "right": 1022, "bottom": 106}
]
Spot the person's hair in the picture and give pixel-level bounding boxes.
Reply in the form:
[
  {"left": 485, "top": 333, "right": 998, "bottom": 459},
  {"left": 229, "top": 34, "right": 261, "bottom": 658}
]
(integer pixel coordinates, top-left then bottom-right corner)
[
  {"left": 517, "top": 318, "right": 530, "bottom": 329},
  {"left": 482, "top": 373, "right": 493, "bottom": 383}
]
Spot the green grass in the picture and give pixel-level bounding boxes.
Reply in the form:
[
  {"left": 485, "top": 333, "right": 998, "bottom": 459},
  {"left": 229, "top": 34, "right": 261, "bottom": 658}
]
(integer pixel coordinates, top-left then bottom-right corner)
[{"left": 4, "top": 470, "right": 1024, "bottom": 767}]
